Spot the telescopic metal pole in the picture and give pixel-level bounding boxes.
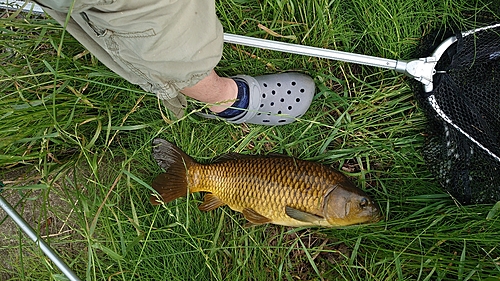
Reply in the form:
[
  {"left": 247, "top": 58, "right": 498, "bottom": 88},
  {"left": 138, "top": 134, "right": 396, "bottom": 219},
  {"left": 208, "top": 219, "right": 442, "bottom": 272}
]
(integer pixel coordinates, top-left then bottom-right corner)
[
  {"left": 223, "top": 33, "right": 408, "bottom": 73},
  {"left": 0, "top": 191, "right": 81, "bottom": 281}
]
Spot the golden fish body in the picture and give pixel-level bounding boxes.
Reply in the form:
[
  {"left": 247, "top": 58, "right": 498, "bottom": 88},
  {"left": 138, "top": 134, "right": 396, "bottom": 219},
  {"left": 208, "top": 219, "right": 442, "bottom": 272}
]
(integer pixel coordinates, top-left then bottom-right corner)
[{"left": 151, "top": 138, "right": 381, "bottom": 227}]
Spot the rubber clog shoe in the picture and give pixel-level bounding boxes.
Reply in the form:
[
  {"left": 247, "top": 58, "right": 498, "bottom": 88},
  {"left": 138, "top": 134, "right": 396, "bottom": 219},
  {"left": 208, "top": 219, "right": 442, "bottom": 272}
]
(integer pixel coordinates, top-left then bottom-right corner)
[{"left": 198, "top": 72, "right": 315, "bottom": 125}]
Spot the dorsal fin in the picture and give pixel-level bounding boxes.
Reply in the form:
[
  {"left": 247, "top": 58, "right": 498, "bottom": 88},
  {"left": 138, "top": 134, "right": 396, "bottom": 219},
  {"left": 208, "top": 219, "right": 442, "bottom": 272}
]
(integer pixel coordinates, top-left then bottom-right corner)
[
  {"left": 213, "top": 153, "right": 246, "bottom": 162},
  {"left": 214, "top": 152, "right": 291, "bottom": 163}
]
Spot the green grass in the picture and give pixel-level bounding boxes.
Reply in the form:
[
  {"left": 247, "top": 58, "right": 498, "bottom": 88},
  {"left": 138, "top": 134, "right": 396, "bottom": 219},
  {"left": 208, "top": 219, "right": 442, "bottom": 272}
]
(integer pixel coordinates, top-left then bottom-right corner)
[{"left": 1, "top": 0, "right": 500, "bottom": 280}]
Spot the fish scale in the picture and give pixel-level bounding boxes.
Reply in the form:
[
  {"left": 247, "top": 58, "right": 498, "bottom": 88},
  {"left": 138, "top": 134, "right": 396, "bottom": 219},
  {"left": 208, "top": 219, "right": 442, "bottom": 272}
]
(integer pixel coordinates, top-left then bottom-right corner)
[
  {"left": 151, "top": 138, "right": 381, "bottom": 227},
  {"left": 188, "top": 157, "right": 333, "bottom": 225}
]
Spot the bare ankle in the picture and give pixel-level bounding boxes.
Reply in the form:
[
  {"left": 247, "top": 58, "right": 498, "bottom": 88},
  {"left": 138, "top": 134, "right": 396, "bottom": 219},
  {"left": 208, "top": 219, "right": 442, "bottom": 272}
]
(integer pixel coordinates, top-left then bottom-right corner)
[{"left": 180, "top": 70, "right": 238, "bottom": 113}]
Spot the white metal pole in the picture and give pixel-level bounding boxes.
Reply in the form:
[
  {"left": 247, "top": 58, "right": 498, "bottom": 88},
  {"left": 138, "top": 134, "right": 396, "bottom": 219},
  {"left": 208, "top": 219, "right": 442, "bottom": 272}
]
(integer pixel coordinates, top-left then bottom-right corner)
[
  {"left": 223, "top": 33, "right": 407, "bottom": 72},
  {"left": 0, "top": 194, "right": 81, "bottom": 281}
]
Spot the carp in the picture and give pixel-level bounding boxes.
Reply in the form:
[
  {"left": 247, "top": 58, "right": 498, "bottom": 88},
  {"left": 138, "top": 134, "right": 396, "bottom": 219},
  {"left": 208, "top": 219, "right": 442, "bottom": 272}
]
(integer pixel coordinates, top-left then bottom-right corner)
[{"left": 150, "top": 138, "right": 381, "bottom": 227}]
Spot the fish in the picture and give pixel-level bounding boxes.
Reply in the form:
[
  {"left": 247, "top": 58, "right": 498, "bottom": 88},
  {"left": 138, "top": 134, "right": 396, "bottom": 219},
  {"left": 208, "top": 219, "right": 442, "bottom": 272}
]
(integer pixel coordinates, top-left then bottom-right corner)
[{"left": 150, "top": 138, "right": 381, "bottom": 227}]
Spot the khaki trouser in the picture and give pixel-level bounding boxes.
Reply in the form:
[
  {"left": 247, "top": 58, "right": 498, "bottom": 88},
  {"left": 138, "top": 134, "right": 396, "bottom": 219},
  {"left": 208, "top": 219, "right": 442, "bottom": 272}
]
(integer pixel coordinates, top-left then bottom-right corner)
[{"left": 35, "top": 0, "right": 224, "bottom": 118}]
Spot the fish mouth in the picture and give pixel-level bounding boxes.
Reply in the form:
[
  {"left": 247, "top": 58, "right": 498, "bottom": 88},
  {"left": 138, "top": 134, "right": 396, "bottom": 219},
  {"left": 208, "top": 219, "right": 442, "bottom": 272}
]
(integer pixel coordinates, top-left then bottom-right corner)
[
  {"left": 373, "top": 215, "right": 384, "bottom": 223},
  {"left": 371, "top": 211, "right": 384, "bottom": 223},
  {"left": 369, "top": 200, "right": 383, "bottom": 222}
]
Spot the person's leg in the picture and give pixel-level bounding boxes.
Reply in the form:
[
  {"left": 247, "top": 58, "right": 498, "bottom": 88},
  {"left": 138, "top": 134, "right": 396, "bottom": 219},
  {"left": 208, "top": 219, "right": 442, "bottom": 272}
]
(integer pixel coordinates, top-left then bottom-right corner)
[
  {"left": 36, "top": 0, "right": 315, "bottom": 125},
  {"left": 181, "top": 70, "right": 237, "bottom": 113},
  {"left": 36, "top": 0, "right": 224, "bottom": 118}
]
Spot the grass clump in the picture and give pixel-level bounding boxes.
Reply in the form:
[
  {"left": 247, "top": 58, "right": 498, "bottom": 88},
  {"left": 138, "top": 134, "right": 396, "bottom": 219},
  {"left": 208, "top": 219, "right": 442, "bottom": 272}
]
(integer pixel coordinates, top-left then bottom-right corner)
[{"left": 1, "top": 0, "right": 500, "bottom": 280}]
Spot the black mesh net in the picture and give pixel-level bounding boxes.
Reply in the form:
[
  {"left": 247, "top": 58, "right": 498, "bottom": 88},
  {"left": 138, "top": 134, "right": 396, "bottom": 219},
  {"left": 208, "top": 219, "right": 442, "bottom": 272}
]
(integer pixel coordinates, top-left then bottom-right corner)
[{"left": 415, "top": 24, "right": 500, "bottom": 204}]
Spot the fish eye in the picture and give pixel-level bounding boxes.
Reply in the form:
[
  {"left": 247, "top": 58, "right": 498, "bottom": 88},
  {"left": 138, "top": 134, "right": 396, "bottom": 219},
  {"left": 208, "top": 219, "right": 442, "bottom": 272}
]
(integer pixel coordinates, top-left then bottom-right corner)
[{"left": 359, "top": 197, "right": 368, "bottom": 209}]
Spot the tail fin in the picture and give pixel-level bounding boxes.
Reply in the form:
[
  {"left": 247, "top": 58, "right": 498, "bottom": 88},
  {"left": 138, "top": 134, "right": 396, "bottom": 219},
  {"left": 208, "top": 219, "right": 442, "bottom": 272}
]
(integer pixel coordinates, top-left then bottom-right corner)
[{"left": 150, "top": 138, "right": 195, "bottom": 205}]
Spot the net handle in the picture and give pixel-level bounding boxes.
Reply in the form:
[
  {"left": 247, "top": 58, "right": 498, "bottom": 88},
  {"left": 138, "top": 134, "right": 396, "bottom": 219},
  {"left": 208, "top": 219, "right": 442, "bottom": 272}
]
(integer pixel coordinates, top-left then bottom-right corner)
[
  {"left": 223, "top": 33, "right": 407, "bottom": 72},
  {"left": 224, "top": 23, "right": 500, "bottom": 90}
]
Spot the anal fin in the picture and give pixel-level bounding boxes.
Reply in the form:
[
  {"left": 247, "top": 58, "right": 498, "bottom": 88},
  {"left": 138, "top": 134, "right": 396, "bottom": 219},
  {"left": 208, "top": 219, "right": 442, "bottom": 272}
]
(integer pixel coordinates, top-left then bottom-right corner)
[
  {"left": 198, "top": 194, "right": 226, "bottom": 211},
  {"left": 285, "top": 206, "right": 325, "bottom": 223},
  {"left": 242, "top": 208, "right": 272, "bottom": 225}
]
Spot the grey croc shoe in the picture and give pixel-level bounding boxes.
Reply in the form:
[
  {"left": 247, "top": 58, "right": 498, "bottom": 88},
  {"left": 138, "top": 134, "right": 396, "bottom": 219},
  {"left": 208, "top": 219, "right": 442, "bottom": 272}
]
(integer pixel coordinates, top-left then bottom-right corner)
[{"left": 199, "top": 72, "right": 315, "bottom": 125}]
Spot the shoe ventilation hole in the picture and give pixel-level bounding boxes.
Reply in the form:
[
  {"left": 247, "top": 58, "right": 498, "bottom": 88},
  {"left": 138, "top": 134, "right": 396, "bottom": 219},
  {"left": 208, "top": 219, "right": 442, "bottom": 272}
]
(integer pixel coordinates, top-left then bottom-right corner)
[
  {"left": 300, "top": 89, "right": 305, "bottom": 93},
  {"left": 260, "top": 104, "right": 264, "bottom": 108},
  {"left": 278, "top": 119, "right": 287, "bottom": 123},
  {"left": 287, "top": 90, "right": 292, "bottom": 94},
  {"left": 296, "top": 98, "right": 300, "bottom": 102},
  {"left": 272, "top": 90, "right": 276, "bottom": 95},
  {"left": 270, "top": 102, "right": 275, "bottom": 106},
  {"left": 277, "top": 111, "right": 282, "bottom": 114},
  {"left": 280, "top": 98, "right": 285, "bottom": 102},
  {"left": 277, "top": 83, "right": 281, "bottom": 87},
  {"left": 288, "top": 106, "right": 293, "bottom": 110},
  {"left": 262, "top": 93, "right": 266, "bottom": 98},
  {"left": 263, "top": 83, "right": 268, "bottom": 87},
  {"left": 291, "top": 81, "right": 297, "bottom": 86},
  {"left": 263, "top": 120, "right": 270, "bottom": 123},
  {"left": 257, "top": 113, "right": 261, "bottom": 116}
]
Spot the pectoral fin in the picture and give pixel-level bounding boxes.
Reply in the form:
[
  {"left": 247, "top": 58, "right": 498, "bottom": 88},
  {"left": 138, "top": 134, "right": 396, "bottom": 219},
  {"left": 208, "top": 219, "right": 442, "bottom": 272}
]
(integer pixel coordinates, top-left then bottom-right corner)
[
  {"left": 285, "top": 206, "right": 325, "bottom": 223},
  {"left": 198, "top": 194, "right": 226, "bottom": 211},
  {"left": 242, "top": 208, "right": 272, "bottom": 225}
]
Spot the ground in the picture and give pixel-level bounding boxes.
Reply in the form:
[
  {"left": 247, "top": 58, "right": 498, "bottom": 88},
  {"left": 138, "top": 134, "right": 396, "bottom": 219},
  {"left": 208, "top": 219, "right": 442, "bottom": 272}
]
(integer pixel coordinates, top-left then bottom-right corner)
[{"left": 0, "top": 166, "right": 82, "bottom": 280}]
